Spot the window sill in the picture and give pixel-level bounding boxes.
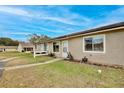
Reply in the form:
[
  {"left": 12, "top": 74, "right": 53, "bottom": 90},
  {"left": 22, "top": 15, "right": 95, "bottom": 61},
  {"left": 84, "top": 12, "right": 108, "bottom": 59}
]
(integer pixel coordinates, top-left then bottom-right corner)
[
  {"left": 83, "top": 51, "right": 105, "bottom": 54},
  {"left": 53, "top": 52, "right": 60, "bottom": 54}
]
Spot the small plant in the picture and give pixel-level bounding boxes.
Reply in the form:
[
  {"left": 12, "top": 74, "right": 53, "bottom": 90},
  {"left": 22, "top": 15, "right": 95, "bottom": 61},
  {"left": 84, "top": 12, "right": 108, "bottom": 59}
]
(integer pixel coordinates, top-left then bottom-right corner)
[
  {"left": 22, "top": 50, "right": 25, "bottom": 52},
  {"left": 48, "top": 52, "right": 55, "bottom": 57},
  {"left": 81, "top": 56, "right": 88, "bottom": 63}
]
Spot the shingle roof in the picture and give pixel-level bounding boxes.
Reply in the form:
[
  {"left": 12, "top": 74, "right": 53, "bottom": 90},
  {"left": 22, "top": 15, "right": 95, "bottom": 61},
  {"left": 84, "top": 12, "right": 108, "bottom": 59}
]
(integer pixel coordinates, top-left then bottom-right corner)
[
  {"left": 53, "top": 22, "right": 124, "bottom": 40},
  {"left": 19, "top": 42, "right": 34, "bottom": 48}
]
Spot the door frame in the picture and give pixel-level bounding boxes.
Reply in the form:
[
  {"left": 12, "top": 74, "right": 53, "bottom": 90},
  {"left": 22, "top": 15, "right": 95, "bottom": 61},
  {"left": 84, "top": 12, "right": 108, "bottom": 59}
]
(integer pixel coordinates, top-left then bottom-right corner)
[{"left": 62, "top": 40, "right": 69, "bottom": 58}]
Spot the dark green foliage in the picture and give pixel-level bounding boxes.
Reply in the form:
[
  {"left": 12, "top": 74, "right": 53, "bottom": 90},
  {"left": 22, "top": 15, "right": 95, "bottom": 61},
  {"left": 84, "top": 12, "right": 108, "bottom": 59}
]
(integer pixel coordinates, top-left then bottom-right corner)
[
  {"left": 0, "top": 37, "right": 19, "bottom": 46},
  {"left": 81, "top": 56, "right": 88, "bottom": 63},
  {"left": 48, "top": 52, "right": 55, "bottom": 57}
]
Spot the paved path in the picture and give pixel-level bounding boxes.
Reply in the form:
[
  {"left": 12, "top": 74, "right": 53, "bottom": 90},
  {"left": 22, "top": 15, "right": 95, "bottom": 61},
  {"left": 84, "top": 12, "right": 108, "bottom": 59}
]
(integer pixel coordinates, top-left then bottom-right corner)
[
  {"left": 0, "top": 57, "right": 19, "bottom": 62},
  {"left": 0, "top": 61, "right": 5, "bottom": 77},
  {"left": 0, "top": 57, "right": 19, "bottom": 77},
  {"left": 3, "top": 58, "right": 62, "bottom": 71}
]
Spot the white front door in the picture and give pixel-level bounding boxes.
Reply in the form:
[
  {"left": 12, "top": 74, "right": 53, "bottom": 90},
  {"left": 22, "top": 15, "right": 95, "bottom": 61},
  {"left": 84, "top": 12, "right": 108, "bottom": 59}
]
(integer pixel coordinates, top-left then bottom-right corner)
[{"left": 62, "top": 40, "right": 68, "bottom": 58}]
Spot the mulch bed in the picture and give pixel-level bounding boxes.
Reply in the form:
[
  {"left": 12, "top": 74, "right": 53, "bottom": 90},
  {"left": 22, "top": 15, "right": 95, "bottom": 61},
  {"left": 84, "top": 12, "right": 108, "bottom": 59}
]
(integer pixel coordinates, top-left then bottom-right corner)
[{"left": 64, "top": 59, "right": 124, "bottom": 70}]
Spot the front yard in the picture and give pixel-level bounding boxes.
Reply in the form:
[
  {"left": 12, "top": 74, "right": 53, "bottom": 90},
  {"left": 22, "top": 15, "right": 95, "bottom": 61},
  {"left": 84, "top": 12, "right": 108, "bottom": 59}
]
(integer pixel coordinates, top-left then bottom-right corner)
[
  {"left": 0, "top": 52, "right": 124, "bottom": 87},
  {"left": 0, "top": 51, "right": 54, "bottom": 67}
]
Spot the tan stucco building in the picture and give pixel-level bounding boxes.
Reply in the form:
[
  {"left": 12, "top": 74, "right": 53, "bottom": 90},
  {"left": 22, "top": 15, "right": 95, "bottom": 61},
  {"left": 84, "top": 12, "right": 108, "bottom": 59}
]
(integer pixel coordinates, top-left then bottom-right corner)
[
  {"left": 18, "top": 42, "right": 34, "bottom": 53},
  {"left": 44, "top": 22, "right": 124, "bottom": 65},
  {"left": 0, "top": 46, "right": 18, "bottom": 52}
]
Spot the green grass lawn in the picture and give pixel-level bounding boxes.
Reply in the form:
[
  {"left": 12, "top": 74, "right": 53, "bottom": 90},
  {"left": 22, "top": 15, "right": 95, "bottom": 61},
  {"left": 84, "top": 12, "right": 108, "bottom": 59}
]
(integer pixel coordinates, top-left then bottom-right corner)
[
  {"left": 0, "top": 52, "right": 124, "bottom": 88},
  {"left": 0, "top": 51, "right": 54, "bottom": 67},
  {"left": 0, "top": 61, "right": 124, "bottom": 87},
  {"left": 0, "top": 51, "right": 24, "bottom": 59}
]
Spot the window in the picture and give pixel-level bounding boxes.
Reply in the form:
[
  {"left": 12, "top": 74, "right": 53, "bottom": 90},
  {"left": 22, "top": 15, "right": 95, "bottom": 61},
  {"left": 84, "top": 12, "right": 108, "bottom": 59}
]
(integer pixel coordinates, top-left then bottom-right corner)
[
  {"left": 83, "top": 35, "right": 105, "bottom": 53},
  {"left": 53, "top": 42, "right": 60, "bottom": 52}
]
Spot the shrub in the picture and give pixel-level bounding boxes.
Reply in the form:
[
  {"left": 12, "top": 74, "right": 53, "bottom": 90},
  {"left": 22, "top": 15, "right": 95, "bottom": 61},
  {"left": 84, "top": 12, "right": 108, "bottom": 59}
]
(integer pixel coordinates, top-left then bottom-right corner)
[
  {"left": 81, "top": 56, "right": 88, "bottom": 63},
  {"left": 48, "top": 52, "right": 55, "bottom": 57}
]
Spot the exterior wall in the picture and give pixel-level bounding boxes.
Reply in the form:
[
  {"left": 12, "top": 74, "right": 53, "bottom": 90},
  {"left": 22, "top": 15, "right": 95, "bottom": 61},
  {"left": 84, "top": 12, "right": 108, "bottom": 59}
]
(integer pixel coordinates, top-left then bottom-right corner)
[
  {"left": 0, "top": 48, "right": 17, "bottom": 52},
  {"left": 48, "top": 42, "right": 62, "bottom": 57},
  {"left": 18, "top": 43, "right": 34, "bottom": 52},
  {"left": 0, "top": 48, "right": 4, "bottom": 52},
  {"left": 68, "top": 29, "right": 124, "bottom": 65},
  {"left": 18, "top": 43, "right": 23, "bottom": 52},
  {"left": 5, "top": 49, "right": 17, "bottom": 51},
  {"left": 47, "top": 43, "right": 53, "bottom": 53},
  {"left": 48, "top": 29, "right": 124, "bottom": 65},
  {"left": 0, "top": 46, "right": 17, "bottom": 52}
]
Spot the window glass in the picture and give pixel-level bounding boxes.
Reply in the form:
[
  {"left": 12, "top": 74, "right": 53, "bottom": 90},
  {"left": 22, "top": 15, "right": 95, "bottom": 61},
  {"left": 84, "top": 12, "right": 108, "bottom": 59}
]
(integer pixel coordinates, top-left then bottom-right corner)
[
  {"left": 85, "top": 37, "right": 93, "bottom": 51},
  {"left": 84, "top": 35, "right": 104, "bottom": 52},
  {"left": 93, "top": 36, "right": 103, "bottom": 51},
  {"left": 53, "top": 42, "right": 59, "bottom": 52},
  {"left": 63, "top": 47, "right": 67, "bottom": 52}
]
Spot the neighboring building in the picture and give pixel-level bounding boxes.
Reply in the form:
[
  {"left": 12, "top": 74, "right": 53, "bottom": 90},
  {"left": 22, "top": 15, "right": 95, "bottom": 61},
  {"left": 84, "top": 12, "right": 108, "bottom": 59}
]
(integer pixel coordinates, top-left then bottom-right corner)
[
  {"left": 43, "top": 22, "right": 124, "bottom": 65},
  {"left": 0, "top": 46, "right": 18, "bottom": 52},
  {"left": 18, "top": 42, "right": 34, "bottom": 53}
]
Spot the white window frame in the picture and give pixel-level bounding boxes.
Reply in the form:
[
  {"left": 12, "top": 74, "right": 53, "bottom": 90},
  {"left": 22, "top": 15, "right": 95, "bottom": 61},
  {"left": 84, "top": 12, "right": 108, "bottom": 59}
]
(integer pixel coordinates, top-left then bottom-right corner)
[
  {"left": 83, "top": 34, "right": 106, "bottom": 53},
  {"left": 52, "top": 41, "right": 60, "bottom": 53},
  {"left": 62, "top": 40, "right": 69, "bottom": 53}
]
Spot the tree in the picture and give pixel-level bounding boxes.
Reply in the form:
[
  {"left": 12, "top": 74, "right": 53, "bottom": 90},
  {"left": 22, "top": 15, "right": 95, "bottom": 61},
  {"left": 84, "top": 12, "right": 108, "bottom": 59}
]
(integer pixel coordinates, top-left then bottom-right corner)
[
  {"left": 28, "top": 34, "right": 51, "bottom": 44},
  {"left": 0, "top": 37, "right": 19, "bottom": 46}
]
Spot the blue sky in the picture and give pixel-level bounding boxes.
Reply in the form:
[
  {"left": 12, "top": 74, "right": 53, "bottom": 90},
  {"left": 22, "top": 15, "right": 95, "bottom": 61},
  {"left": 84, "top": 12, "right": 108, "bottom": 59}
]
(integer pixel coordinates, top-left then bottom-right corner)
[{"left": 0, "top": 5, "right": 124, "bottom": 41}]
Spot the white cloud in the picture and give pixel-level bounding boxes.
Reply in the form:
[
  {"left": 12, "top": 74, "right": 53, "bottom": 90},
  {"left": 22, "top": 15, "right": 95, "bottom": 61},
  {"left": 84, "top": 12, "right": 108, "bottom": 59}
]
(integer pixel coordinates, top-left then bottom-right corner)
[
  {"left": 0, "top": 31, "right": 31, "bottom": 36},
  {"left": 9, "top": 32, "right": 31, "bottom": 35},
  {"left": 1, "top": 6, "right": 124, "bottom": 29},
  {"left": 105, "top": 6, "right": 124, "bottom": 23},
  {"left": 40, "top": 15, "right": 91, "bottom": 26},
  {"left": 94, "top": 6, "right": 124, "bottom": 28},
  {"left": 34, "top": 26, "right": 66, "bottom": 33},
  {"left": 0, "top": 6, "right": 92, "bottom": 26},
  {"left": 38, "top": 6, "right": 92, "bottom": 26},
  {"left": 0, "top": 6, "right": 32, "bottom": 17}
]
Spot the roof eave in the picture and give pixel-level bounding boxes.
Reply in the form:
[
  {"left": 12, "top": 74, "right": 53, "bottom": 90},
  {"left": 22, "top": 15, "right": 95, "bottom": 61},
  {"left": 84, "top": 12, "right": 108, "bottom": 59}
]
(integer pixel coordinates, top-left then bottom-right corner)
[{"left": 53, "top": 26, "right": 124, "bottom": 41}]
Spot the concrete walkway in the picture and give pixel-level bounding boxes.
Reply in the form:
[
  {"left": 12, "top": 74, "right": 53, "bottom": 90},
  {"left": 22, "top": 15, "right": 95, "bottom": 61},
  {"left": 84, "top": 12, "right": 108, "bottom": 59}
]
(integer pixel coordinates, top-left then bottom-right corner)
[
  {"left": 0, "top": 57, "right": 19, "bottom": 63},
  {"left": 3, "top": 58, "right": 62, "bottom": 71},
  {"left": 0, "top": 61, "right": 5, "bottom": 77},
  {"left": 0, "top": 57, "right": 19, "bottom": 77}
]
